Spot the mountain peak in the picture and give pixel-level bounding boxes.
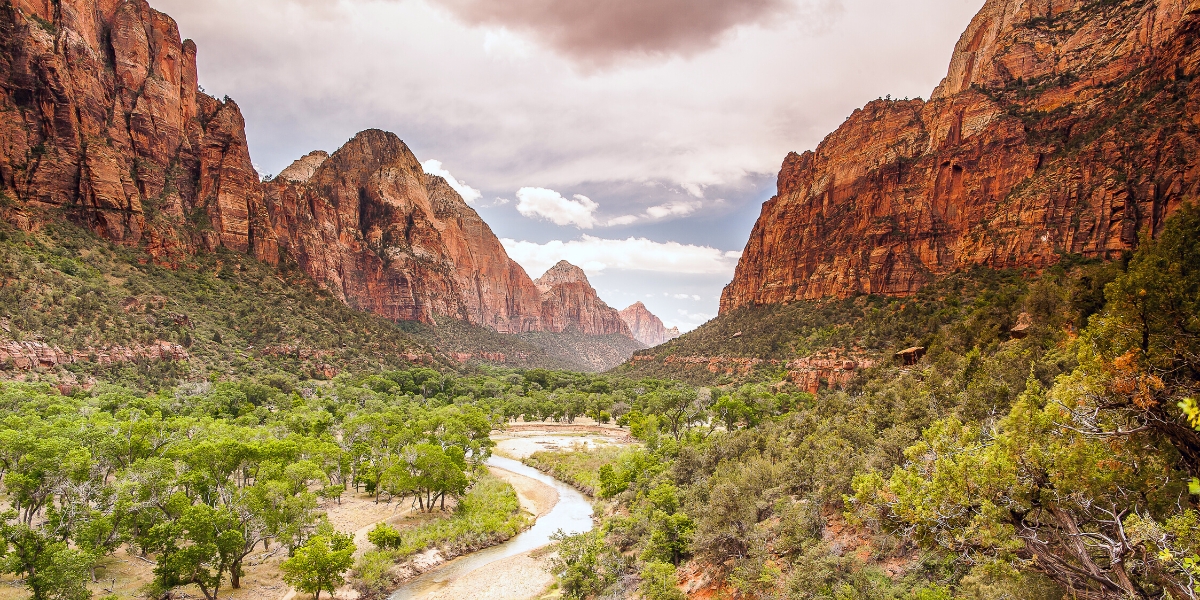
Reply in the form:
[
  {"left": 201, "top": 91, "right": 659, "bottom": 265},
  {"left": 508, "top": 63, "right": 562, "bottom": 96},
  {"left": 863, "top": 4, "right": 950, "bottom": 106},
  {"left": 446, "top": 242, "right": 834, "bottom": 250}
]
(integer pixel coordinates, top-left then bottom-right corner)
[
  {"left": 535, "top": 260, "right": 590, "bottom": 291},
  {"left": 620, "top": 302, "right": 680, "bottom": 347}
]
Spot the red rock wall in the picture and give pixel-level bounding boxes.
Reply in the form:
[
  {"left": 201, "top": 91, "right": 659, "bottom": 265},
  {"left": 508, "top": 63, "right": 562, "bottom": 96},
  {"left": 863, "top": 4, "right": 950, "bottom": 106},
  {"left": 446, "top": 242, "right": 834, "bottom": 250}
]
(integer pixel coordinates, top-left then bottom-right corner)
[
  {"left": 722, "top": 0, "right": 1200, "bottom": 312},
  {"left": 535, "top": 261, "right": 633, "bottom": 337},
  {"left": 0, "top": 0, "right": 618, "bottom": 338},
  {"left": 0, "top": 0, "right": 274, "bottom": 263},
  {"left": 262, "top": 130, "right": 547, "bottom": 332}
]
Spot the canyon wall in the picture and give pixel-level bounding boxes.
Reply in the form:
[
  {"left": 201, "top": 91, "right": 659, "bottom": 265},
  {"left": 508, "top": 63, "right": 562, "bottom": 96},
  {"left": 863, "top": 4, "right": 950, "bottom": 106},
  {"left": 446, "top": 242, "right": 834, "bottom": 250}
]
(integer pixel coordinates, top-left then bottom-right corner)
[
  {"left": 0, "top": 0, "right": 629, "bottom": 339},
  {"left": 722, "top": 0, "right": 1200, "bottom": 312},
  {"left": 535, "top": 261, "right": 633, "bottom": 337}
]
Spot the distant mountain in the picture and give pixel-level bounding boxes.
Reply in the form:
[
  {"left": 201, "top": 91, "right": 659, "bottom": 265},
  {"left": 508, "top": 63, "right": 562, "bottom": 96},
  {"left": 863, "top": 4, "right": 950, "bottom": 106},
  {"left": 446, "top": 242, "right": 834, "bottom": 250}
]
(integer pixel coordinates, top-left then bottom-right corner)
[
  {"left": 721, "top": 0, "right": 1197, "bottom": 313},
  {"left": 0, "top": 0, "right": 637, "bottom": 371},
  {"left": 534, "top": 261, "right": 633, "bottom": 337},
  {"left": 619, "top": 302, "right": 680, "bottom": 347}
]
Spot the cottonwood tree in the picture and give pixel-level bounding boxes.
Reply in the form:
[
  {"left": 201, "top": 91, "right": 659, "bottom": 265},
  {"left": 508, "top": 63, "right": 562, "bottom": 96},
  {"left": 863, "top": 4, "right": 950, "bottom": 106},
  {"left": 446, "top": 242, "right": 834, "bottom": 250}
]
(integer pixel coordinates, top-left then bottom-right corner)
[{"left": 281, "top": 524, "right": 355, "bottom": 600}]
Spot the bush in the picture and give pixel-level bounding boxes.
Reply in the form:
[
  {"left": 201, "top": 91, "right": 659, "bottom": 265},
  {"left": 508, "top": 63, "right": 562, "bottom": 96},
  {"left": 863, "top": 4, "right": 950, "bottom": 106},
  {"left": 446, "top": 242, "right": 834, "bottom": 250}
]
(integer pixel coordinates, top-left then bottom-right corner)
[
  {"left": 640, "top": 561, "right": 685, "bottom": 600},
  {"left": 367, "top": 523, "right": 403, "bottom": 550}
]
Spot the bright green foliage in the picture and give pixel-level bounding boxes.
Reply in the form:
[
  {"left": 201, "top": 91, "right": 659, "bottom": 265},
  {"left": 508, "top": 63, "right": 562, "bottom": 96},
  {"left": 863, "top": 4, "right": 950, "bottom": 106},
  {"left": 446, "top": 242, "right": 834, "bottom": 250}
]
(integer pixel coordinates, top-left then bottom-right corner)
[
  {"left": 640, "top": 561, "right": 686, "bottom": 600},
  {"left": 281, "top": 524, "right": 356, "bottom": 600},
  {"left": 151, "top": 503, "right": 245, "bottom": 600},
  {"left": 549, "top": 529, "right": 623, "bottom": 599},
  {"left": 367, "top": 523, "right": 403, "bottom": 550},
  {"left": 0, "top": 516, "right": 91, "bottom": 600}
]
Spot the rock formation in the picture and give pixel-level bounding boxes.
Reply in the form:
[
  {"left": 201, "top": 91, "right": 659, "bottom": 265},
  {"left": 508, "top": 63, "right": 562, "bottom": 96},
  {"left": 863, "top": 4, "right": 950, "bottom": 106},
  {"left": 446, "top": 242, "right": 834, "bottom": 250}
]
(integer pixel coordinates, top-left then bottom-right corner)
[
  {"left": 0, "top": 0, "right": 276, "bottom": 264},
  {"left": 262, "top": 130, "right": 546, "bottom": 332},
  {"left": 722, "top": 0, "right": 1200, "bottom": 312},
  {"left": 0, "top": 0, "right": 631, "bottom": 341},
  {"left": 535, "top": 261, "right": 632, "bottom": 337},
  {"left": 620, "top": 302, "right": 681, "bottom": 346}
]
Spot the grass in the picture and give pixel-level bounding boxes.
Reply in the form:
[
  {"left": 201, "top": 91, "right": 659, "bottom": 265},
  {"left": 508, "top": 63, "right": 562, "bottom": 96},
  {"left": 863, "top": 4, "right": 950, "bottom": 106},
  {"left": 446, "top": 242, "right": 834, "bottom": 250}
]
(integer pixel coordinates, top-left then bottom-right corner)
[
  {"left": 524, "top": 445, "right": 625, "bottom": 496},
  {"left": 353, "top": 473, "right": 531, "bottom": 590}
]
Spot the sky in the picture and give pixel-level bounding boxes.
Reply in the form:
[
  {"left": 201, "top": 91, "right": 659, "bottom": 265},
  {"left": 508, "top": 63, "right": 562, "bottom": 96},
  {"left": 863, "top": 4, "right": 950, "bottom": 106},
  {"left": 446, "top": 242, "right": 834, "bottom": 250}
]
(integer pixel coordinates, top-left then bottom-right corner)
[{"left": 155, "top": 0, "right": 985, "bottom": 331}]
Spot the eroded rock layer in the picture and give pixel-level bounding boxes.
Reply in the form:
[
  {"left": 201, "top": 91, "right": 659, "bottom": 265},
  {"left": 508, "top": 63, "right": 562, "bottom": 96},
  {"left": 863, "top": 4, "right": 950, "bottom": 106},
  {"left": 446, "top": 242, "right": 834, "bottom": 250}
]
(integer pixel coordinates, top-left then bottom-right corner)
[
  {"left": 0, "top": 0, "right": 606, "bottom": 337},
  {"left": 722, "top": 0, "right": 1200, "bottom": 312},
  {"left": 0, "top": 0, "right": 276, "bottom": 263}
]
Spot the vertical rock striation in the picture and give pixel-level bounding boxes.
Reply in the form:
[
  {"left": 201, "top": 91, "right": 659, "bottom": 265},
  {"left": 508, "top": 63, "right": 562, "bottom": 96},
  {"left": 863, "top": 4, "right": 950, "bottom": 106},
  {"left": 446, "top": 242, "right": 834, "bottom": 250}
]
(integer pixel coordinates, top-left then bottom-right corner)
[
  {"left": 722, "top": 0, "right": 1200, "bottom": 312},
  {"left": 0, "top": 0, "right": 633, "bottom": 340},
  {"left": 0, "top": 0, "right": 275, "bottom": 263},
  {"left": 262, "top": 130, "right": 547, "bottom": 332}
]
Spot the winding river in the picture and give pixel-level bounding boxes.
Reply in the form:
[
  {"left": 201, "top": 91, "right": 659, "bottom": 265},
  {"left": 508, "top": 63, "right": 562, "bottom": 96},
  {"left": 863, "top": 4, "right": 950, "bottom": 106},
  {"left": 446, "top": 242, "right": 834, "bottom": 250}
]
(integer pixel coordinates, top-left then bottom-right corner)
[{"left": 388, "top": 454, "right": 594, "bottom": 600}]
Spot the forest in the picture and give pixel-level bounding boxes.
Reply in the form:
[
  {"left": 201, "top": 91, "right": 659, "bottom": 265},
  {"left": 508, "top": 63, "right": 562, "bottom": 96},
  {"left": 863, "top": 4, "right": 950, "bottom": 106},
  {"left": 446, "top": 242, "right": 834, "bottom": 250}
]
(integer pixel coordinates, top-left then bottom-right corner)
[{"left": 0, "top": 203, "right": 1196, "bottom": 599}]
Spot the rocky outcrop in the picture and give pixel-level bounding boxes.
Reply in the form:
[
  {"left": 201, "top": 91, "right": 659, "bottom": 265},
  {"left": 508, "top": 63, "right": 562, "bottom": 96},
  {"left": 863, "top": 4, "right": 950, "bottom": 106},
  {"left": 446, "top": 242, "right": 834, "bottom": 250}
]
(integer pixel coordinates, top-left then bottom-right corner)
[
  {"left": 0, "top": 0, "right": 593, "bottom": 338},
  {"left": 0, "top": 0, "right": 276, "bottom": 264},
  {"left": 535, "top": 261, "right": 633, "bottom": 337},
  {"left": 620, "top": 302, "right": 681, "bottom": 346},
  {"left": 722, "top": 0, "right": 1200, "bottom": 312},
  {"left": 276, "top": 150, "right": 328, "bottom": 183},
  {"left": 0, "top": 340, "right": 187, "bottom": 370},
  {"left": 263, "top": 131, "right": 546, "bottom": 332}
]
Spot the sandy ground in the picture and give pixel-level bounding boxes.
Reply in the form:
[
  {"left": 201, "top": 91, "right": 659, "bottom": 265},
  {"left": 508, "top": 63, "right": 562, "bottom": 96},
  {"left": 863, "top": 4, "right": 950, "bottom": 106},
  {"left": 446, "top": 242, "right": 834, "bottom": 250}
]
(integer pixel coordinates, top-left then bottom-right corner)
[
  {"left": 417, "top": 550, "right": 556, "bottom": 600},
  {"left": 0, "top": 491, "right": 414, "bottom": 600},
  {"left": 490, "top": 465, "right": 558, "bottom": 517},
  {"left": 493, "top": 422, "right": 631, "bottom": 460},
  {"left": 406, "top": 466, "right": 561, "bottom": 600}
]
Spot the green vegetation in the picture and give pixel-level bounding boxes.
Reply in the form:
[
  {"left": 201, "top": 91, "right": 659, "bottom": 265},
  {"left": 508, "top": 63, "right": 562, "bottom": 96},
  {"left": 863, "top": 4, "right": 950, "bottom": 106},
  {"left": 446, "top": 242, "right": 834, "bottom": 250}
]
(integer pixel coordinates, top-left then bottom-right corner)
[
  {"left": 354, "top": 474, "right": 529, "bottom": 593},
  {"left": 0, "top": 221, "right": 595, "bottom": 390},
  {"left": 525, "top": 445, "right": 624, "bottom": 496},
  {"left": 281, "top": 523, "right": 356, "bottom": 600},
  {"left": 537, "top": 207, "right": 1200, "bottom": 599}
]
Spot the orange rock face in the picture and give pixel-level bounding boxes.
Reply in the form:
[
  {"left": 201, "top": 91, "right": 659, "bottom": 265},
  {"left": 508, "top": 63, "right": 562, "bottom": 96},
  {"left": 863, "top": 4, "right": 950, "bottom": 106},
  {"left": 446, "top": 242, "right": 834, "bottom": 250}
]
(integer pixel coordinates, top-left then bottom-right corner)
[
  {"left": 619, "top": 302, "right": 681, "bottom": 347},
  {"left": 535, "top": 261, "right": 633, "bottom": 337},
  {"left": 263, "top": 130, "right": 546, "bottom": 332},
  {"left": 0, "top": 0, "right": 275, "bottom": 264},
  {"left": 0, "top": 0, "right": 621, "bottom": 338},
  {"left": 722, "top": 0, "right": 1200, "bottom": 312}
]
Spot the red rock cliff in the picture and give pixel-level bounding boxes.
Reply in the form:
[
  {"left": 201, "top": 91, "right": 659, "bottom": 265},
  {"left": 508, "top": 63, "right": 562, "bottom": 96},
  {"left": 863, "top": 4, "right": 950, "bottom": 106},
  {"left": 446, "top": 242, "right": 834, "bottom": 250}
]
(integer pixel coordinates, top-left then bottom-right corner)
[
  {"left": 0, "top": 0, "right": 276, "bottom": 263},
  {"left": 722, "top": 0, "right": 1200, "bottom": 312},
  {"left": 535, "top": 261, "right": 633, "bottom": 337},
  {"left": 262, "top": 131, "right": 546, "bottom": 333},
  {"left": 0, "top": 0, "right": 596, "bottom": 336},
  {"left": 620, "top": 302, "right": 681, "bottom": 347}
]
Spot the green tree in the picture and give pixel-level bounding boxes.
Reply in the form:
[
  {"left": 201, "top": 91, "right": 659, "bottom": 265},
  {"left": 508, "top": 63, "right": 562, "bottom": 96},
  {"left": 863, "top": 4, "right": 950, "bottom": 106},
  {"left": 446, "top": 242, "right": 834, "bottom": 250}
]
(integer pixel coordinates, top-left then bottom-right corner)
[
  {"left": 0, "top": 516, "right": 91, "bottom": 600},
  {"left": 151, "top": 503, "right": 244, "bottom": 600},
  {"left": 281, "top": 525, "right": 356, "bottom": 600}
]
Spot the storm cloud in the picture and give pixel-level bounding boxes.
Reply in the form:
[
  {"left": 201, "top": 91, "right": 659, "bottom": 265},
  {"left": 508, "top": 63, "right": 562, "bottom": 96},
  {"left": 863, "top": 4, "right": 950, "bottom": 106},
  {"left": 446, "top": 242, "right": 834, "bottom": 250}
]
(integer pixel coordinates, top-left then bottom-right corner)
[{"left": 429, "top": 0, "right": 802, "bottom": 66}]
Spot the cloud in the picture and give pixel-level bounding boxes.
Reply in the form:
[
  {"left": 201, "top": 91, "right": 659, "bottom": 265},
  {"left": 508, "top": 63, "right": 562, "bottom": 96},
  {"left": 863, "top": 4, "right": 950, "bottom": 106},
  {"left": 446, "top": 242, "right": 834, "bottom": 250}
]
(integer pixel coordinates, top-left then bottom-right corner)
[
  {"left": 646, "top": 200, "right": 701, "bottom": 220},
  {"left": 428, "top": 0, "right": 801, "bottom": 66},
  {"left": 422, "top": 160, "right": 483, "bottom": 203},
  {"left": 515, "top": 187, "right": 599, "bottom": 228},
  {"left": 606, "top": 215, "right": 640, "bottom": 226},
  {"left": 501, "top": 235, "right": 742, "bottom": 278}
]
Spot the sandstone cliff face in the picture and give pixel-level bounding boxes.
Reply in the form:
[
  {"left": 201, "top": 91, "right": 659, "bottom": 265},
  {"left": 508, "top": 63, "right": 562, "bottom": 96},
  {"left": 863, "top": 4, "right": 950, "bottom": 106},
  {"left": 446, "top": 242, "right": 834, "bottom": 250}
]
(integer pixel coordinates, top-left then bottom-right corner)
[
  {"left": 535, "top": 261, "right": 633, "bottom": 337},
  {"left": 722, "top": 0, "right": 1200, "bottom": 312},
  {"left": 0, "top": 0, "right": 276, "bottom": 263},
  {"left": 620, "top": 301, "right": 681, "bottom": 347},
  {"left": 263, "top": 130, "right": 546, "bottom": 332},
  {"left": 0, "top": 0, "right": 600, "bottom": 338}
]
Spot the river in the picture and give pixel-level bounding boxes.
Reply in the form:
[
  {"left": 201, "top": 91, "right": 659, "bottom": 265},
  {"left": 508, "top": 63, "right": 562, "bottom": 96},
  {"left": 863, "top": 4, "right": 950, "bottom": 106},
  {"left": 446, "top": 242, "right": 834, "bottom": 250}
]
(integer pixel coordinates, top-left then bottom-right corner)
[{"left": 387, "top": 454, "right": 594, "bottom": 600}]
